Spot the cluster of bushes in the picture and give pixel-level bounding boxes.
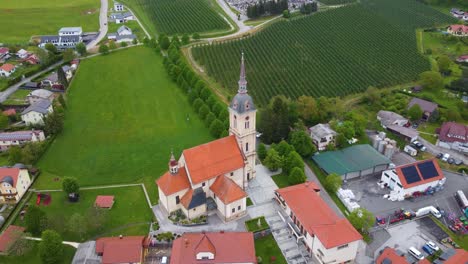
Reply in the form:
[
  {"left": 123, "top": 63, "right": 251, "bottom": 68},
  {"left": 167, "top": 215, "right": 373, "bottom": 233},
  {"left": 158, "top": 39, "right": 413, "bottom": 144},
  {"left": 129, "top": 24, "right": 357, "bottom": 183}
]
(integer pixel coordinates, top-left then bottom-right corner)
[{"left": 155, "top": 232, "right": 175, "bottom": 242}]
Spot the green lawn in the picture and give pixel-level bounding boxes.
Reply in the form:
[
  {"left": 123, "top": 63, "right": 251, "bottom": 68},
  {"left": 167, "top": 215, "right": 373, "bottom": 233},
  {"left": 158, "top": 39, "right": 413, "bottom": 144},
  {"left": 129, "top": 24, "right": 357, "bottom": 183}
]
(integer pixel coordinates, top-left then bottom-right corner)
[
  {"left": 271, "top": 173, "right": 290, "bottom": 188},
  {"left": 254, "top": 234, "right": 287, "bottom": 264},
  {"left": 245, "top": 216, "right": 269, "bottom": 232},
  {"left": 14, "top": 186, "right": 152, "bottom": 241},
  {"left": 0, "top": 242, "right": 76, "bottom": 264},
  {"left": 0, "top": 0, "right": 100, "bottom": 44},
  {"left": 107, "top": 20, "right": 145, "bottom": 41},
  {"left": 2, "top": 89, "right": 30, "bottom": 105},
  {"left": 34, "top": 47, "right": 212, "bottom": 204}
]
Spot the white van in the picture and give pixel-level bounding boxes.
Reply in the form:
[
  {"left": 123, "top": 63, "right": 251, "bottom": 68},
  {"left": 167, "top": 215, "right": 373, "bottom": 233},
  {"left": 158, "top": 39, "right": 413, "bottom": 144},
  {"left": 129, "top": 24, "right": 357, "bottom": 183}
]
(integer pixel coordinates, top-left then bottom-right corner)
[
  {"left": 430, "top": 207, "right": 442, "bottom": 218},
  {"left": 408, "top": 247, "right": 424, "bottom": 260},
  {"left": 404, "top": 145, "right": 418, "bottom": 156}
]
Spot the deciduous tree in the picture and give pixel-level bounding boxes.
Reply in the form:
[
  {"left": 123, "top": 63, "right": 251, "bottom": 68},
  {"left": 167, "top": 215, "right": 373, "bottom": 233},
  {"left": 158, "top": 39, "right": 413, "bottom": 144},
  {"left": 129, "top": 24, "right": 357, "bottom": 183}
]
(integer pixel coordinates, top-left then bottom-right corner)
[
  {"left": 264, "top": 148, "right": 282, "bottom": 171},
  {"left": 99, "top": 44, "right": 109, "bottom": 55},
  {"left": 62, "top": 177, "right": 79, "bottom": 194},
  {"left": 289, "top": 130, "right": 316, "bottom": 157},
  {"left": 324, "top": 173, "right": 342, "bottom": 193},
  {"left": 39, "top": 230, "right": 64, "bottom": 264},
  {"left": 25, "top": 205, "right": 48, "bottom": 236},
  {"left": 209, "top": 119, "right": 224, "bottom": 138},
  {"left": 62, "top": 49, "right": 75, "bottom": 62},
  {"left": 257, "top": 143, "right": 267, "bottom": 161},
  {"left": 44, "top": 43, "right": 57, "bottom": 54},
  {"left": 408, "top": 104, "right": 423, "bottom": 121},
  {"left": 283, "top": 151, "right": 303, "bottom": 175},
  {"left": 348, "top": 208, "right": 375, "bottom": 234},
  {"left": 437, "top": 55, "right": 451, "bottom": 73},
  {"left": 76, "top": 43, "right": 86, "bottom": 56},
  {"left": 288, "top": 167, "right": 306, "bottom": 185},
  {"left": 419, "top": 71, "right": 443, "bottom": 91}
]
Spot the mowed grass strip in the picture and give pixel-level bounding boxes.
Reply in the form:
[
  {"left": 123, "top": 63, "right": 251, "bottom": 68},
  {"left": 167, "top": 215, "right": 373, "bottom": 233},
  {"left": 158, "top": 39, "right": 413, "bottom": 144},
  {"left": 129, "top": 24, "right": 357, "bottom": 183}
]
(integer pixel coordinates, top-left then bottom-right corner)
[
  {"left": 35, "top": 47, "right": 212, "bottom": 200},
  {"left": 14, "top": 186, "right": 153, "bottom": 241},
  {"left": 0, "top": 242, "right": 76, "bottom": 264},
  {"left": 0, "top": 0, "right": 99, "bottom": 44}
]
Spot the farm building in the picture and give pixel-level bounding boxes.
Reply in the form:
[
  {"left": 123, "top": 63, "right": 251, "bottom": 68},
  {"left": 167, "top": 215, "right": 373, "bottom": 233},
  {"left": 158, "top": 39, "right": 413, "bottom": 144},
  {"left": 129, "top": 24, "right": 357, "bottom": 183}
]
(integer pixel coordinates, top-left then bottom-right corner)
[
  {"left": 377, "top": 110, "right": 408, "bottom": 129},
  {"left": 312, "top": 144, "right": 391, "bottom": 180},
  {"left": 386, "top": 124, "right": 419, "bottom": 142},
  {"left": 108, "top": 26, "right": 136, "bottom": 43},
  {"left": 27, "top": 89, "right": 54, "bottom": 104},
  {"left": 407, "top": 98, "right": 438, "bottom": 121},
  {"left": 0, "top": 130, "right": 45, "bottom": 151},
  {"left": 95, "top": 236, "right": 148, "bottom": 263},
  {"left": 437, "top": 122, "right": 468, "bottom": 153},
  {"left": 380, "top": 159, "right": 445, "bottom": 199}
]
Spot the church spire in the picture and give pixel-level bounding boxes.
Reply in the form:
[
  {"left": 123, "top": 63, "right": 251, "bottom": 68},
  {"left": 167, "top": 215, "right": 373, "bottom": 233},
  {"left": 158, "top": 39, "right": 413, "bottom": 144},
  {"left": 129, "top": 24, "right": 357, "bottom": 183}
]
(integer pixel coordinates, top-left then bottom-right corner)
[
  {"left": 169, "top": 150, "right": 179, "bottom": 175},
  {"left": 238, "top": 52, "right": 247, "bottom": 94}
]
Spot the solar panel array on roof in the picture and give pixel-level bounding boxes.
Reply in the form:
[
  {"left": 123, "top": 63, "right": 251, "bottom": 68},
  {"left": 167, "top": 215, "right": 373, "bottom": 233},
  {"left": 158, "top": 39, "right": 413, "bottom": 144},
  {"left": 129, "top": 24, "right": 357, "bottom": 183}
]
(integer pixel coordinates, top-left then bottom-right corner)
[
  {"left": 417, "top": 160, "right": 439, "bottom": 180},
  {"left": 401, "top": 166, "right": 420, "bottom": 184}
]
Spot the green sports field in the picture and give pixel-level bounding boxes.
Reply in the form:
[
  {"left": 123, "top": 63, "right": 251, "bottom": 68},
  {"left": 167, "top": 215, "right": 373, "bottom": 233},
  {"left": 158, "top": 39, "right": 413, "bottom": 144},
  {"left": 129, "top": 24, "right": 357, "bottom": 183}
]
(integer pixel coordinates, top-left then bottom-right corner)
[
  {"left": 34, "top": 47, "right": 212, "bottom": 201},
  {"left": 0, "top": 0, "right": 99, "bottom": 44}
]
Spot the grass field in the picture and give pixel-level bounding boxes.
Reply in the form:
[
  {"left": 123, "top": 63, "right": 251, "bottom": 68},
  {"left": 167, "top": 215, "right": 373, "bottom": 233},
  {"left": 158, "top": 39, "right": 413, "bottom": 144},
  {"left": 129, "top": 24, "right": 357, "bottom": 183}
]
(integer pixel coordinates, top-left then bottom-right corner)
[
  {"left": 2, "top": 89, "right": 30, "bottom": 105},
  {"left": 254, "top": 234, "right": 287, "bottom": 264},
  {"left": 271, "top": 173, "right": 289, "bottom": 188},
  {"left": 14, "top": 186, "right": 152, "bottom": 241},
  {"left": 34, "top": 47, "right": 212, "bottom": 203},
  {"left": 120, "top": 0, "right": 231, "bottom": 36},
  {"left": 0, "top": 0, "right": 100, "bottom": 44},
  {"left": 192, "top": 0, "right": 456, "bottom": 105},
  {"left": 319, "top": 0, "right": 356, "bottom": 5},
  {"left": 0, "top": 242, "right": 76, "bottom": 264}
]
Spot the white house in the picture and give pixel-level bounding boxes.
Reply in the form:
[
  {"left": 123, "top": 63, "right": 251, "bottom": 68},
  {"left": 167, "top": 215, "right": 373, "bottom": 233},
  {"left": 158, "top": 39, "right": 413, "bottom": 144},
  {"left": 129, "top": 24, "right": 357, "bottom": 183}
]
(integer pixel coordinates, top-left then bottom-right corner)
[
  {"left": 114, "top": 2, "right": 124, "bottom": 11},
  {"left": 156, "top": 54, "right": 257, "bottom": 222},
  {"left": 27, "top": 89, "right": 54, "bottom": 104},
  {"left": 21, "top": 99, "right": 54, "bottom": 126},
  {"left": 275, "top": 182, "right": 363, "bottom": 264},
  {"left": 108, "top": 26, "right": 136, "bottom": 42},
  {"left": 309, "top": 123, "right": 336, "bottom": 151},
  {"left": 0, "top": 63, "right": 15, "bottom": 77},
  {"left": 16, "top": 49, "right": 29, "bottom": 59},
  {"left": 380, "top": 159, "right": 445, "bottom": 199},
  {"left": 0, "top": 166, "right": 32, "bottom": 204},
  {"left": 0, "top": 130, "right": 46, "bottom": 151},
  {"left": 109, "top": 12, "right": 134, "bottom": 24},
  {"left": 377, "top": 110, "right": 408, "bottom": 128}
]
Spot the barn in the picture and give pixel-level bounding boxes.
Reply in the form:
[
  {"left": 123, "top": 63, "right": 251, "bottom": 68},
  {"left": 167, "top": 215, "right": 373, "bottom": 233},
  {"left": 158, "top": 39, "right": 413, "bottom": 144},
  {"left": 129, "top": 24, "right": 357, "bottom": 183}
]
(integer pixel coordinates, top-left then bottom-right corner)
[{"left": 312, "top": 144, "right": 392, "bottom": 180}]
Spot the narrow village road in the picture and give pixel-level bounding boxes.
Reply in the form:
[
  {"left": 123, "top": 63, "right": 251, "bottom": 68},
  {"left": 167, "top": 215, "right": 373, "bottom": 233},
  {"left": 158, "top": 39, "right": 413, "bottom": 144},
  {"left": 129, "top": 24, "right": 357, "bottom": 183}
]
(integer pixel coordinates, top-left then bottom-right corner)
[
  {"left": 86, "top": 0, "right": 109, "bottom": 50},
  {"left": 418, "top": 137, "right": 468, "bottom": 164},
  {"left": 25, "top": 237, "right": 80, "bottom": 248}
]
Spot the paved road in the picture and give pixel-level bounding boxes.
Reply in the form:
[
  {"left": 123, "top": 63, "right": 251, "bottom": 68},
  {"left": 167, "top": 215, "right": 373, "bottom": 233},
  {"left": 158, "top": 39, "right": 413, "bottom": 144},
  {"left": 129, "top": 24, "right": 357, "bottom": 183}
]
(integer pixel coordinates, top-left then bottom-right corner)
[
  {"left": 86, "top": 0, "right": 109, "bottom": 50},
  {"left": 418, "top": 137, "right": 467, "bottom": 164},
  {"left": 26, "top": 237, "right": 80, "bottom": 248},
  {"left": 0, "top": 61, "right": 63, "bottom": 103}
]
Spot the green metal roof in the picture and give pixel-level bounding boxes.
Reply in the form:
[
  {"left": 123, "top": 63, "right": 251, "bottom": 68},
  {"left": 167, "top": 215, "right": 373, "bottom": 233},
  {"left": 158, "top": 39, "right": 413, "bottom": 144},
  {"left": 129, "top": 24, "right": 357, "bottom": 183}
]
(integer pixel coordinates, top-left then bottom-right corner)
[{"left": 312, "top": 144, "right": 391, "bottom": 176}]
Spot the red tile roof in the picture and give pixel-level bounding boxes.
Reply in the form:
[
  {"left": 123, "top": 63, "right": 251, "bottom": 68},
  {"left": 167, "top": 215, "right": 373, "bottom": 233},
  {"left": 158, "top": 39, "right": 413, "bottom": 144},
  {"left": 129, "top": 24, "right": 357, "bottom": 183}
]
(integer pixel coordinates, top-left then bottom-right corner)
[
  {"left": 2, "top": 109, "right": 16, "bottom": 116},
  {"left": 395, "top": 159, "right": 444, "bottom": 189},
  {"left": 183, "top": 135, "right": 244, "bottom": 185},
  {"left": 94, "top": 195, "right": 114, "bottom": 208},
  {"left": 444, "top": 249, "right": 468, "bottom": 264},
  {"left": 449, "top": 24, "right": 468, "bottom": 33},
  {"left": 156, "top": 166, "right": 190, "bottom": 196},
  {"left": 376, "top": 247, "right": 409, "bottom": 264},
  {"left": 0, "top": 48, "right": 8, "bottom": 55},
  {"left": 0, "top": 168, "right": 20, "bottom": 188},
  {"left": 0, "top": 64, "right": 15, "bottom": 72},
  {"left": 210, "top": 175, "right": 246, "bottom": 204},
  {"left": 0, "top": 225, "right": 25, "bottom": 252},
  {"left": 438, "top": 122, "right": 468, "bottom": 144},
  {"left": 95, "top": 236, "right": 145, "bottom": 264},
  {"left": 276, "top": 182, "right": 362, "bottom": 249},
  {"left": 180, "top": 189, "right": 194, "bottom": 209},
  {"left": 170, "top": 232, "right": 256, "bottom": 264}
]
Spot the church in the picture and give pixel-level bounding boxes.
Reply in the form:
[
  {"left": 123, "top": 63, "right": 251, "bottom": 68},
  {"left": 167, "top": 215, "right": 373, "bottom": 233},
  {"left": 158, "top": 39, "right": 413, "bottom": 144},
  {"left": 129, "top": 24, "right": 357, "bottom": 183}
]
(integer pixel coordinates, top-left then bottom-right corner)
[{"left": 156, "top": 54, "right": 257, "bottom": 222}]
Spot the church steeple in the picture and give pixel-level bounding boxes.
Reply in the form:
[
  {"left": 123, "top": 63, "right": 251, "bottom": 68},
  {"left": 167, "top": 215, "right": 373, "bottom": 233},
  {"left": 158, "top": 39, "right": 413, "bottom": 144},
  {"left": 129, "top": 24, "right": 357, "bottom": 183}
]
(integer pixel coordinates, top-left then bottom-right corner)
[
  {"left": 238, "top": 52, "right": 247, "bottom": 94},
  {"left": 169, "top": 151, "right": 179, "bottom": 175}
]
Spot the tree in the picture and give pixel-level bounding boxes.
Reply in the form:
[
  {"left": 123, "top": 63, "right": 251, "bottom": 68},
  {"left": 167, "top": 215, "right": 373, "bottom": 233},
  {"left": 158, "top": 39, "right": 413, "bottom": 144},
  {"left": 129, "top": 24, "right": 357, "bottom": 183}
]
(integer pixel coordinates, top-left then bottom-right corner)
[
  {"left": 348, "top": 208, "right": 375, "bottom": 234},
  {"left": 364, "top": 86, "right": 380, "bottom": 104},
  {"left": 283, "top": 151, "right": 304, "bottom": 175},
  {"left": 58, "top": 94, "right": 66, "bottom": 108},
  {"left": 282, "top": 9, "right": 290, "bottom": 18},
  {"left": 296, "top": 95, "right": 318, "bottom": 124},
  {"left": 259, "top": 96, "right": 291, "bottom": 143},
  {"left": 44, "top": 43, "right": 57, "bottom": 54},
  {"left": 407, "top": 104, "right": 423, "bottom": 121},
  {"left": 289, "top": 130, "right": 316, "bottom": 157},
  {"left": 193, "top": 98, "right": 204, "bottom": 112},
  {"left": 44, "top": 111, "right": 64, "bottom": 136},
  {"left": 182, "top": 34, "right": 190, "bottom": 45},
  {"left": 159, "top": 35, "right": 170, "bottom": 50},
  {"left": 99, "top": 44, "right": 109, "bottom": 55},
  {"left": 274, "top": 140, "right": 295, "bottom": 157},
  {"left": 8, "top": 231, "right": 33, "bottom": 256},
  {"left": 192, "top": 33, "right": 200, "bottom": 40},
  {"left": 288, "top": 167, "right": 306, "bottom": 185},
  {"left": 25, "top": 205, "right": 47, "bottom": 236},
  {"left": 198, "top": 104, "right": 210, "bottom": 120},
  {"left": 419, "top": 71, "right": 443, "bottom": 91},
  {"left": 76, "top": 42, "right": 86, "bottom": 56},
  {"left": 108, "top": 40, "right": 117, "bottom": 50},
  {"left": 335, "top": 121, "right": 355, "bottom": 139},
  {"left": 437, "top": 55, "right": 451, "bottom": 73},
  {"left": 0, "top": 114, "right": 9, "bottom": 130},
  {"left": 67, "top": 213, "right": 87, "bottom": 239},
  {"left": 62, "top": 177, "right": 79, "bottom": 194},
  {"left": 132, "top": 38, "right": 138, "bottom": 45},
  {"left": 209, "top": 119, "right": 224, "bottom": 138},
  {"left": 57, "top": 66, "right": 69, "bottom": 88},
  {"left": 324, "top": 173, "right": 342, "bottom": 193},
  {"left": 62, "top": 49, "right": 75, "bottom": 62},
  {"left": 8, "top": 146, "right": 22, "bottom": 164},
  {"left": 204, "top": 112, "right": 216, "bottom": 127},
  {"left": 258, "top": 143, "right": 267, "bottom": 161},
  {"left": 264, "top": 148, "right": 282, "bottom": 171},
  {"left": 39, "top": 230, "right": 64, "bottom": 264}
]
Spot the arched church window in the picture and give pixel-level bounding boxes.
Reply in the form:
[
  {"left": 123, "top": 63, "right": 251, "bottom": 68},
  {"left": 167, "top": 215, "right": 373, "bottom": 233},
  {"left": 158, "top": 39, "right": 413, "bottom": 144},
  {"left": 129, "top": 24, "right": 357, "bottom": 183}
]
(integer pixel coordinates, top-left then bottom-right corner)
[{"left": 234, "top": 115, "right": 237, "bottom": 129}]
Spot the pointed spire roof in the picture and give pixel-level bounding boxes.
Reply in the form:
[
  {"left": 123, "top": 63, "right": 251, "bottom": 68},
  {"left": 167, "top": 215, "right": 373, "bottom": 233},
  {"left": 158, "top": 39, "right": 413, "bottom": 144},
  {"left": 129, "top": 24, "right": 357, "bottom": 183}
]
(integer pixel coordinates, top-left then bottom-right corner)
[
  {"left": 230, "top": 52, "right": 256, "bottom": 114},
  {"left": 169, "top": 151, "right": 177, "bottom": 166},
  {"left": 238, "top": 52, "right": 247, "bottom": 94}
]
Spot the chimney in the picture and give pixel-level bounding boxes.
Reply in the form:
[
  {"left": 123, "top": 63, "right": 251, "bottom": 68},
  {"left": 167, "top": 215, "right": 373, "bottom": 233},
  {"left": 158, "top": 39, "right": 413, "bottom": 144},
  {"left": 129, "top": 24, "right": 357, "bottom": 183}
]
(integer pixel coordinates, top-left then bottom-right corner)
[
  {"left": 184, "top": 238, "right": 189, "bottom": 248},
  {"left": 220, "top": 230, "right": 224, "bottom": 234}
]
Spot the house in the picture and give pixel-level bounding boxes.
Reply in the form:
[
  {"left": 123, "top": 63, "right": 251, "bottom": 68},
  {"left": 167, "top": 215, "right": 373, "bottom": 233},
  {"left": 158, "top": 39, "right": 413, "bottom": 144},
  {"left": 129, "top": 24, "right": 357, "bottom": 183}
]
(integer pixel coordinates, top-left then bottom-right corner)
[
  {"left": 170, "top": 232, "right": 256, "bottom": 264},
  {"left": 114, "top": 2, "right": 124, "bottom": 11},
  {"left": 2, "top": 109, "right": 16, "bottom": 117},
  {"left": 437, "top": 122, "right": 468, "bottom": 153},
  {"left": 22, "top": 54, "right": 40, "bottom": 65},
  {"left": 275, "top": 182, "right": 362, "bottom": 263},
  {"left": 21, "top": 99, "right": 54, "bottom": 125},
  {"left": 0, "top": 130, "right": 46, "bottom": 151},
  {"left": 450, "top": 8, "right": 464, "bottom": 18},
  {"left": 376, "top": 247, "right": 430, "bottom": 264},
  {"left": 16, "top": 49, "right": 29, "bottom": 59},
  {"left": 156, "top": 54, "right": 256, "bottom": 222},
  {"left": 407, "top": 97, "right": 438, "bottom": 121},
  {"left": 41, "top": 72, "right": 62, "bottom": 89},
  {"left": 27, "top": 89, "right": 54, "bottom": 104},
  {"left": 95, "top": 236, "right": 148, "bottom": 264},
  {"left": 412, "top": 85, "right": 423, "bottom": 93},
  {"left": 309, "top": 123, "right": 336, "bottom": 151},
  {"left": 457, "top": 55, "right": 468, "bottom": 63},
  {"left": 109, "top": 12, "right": 134, "bottom": 24},
  {"left": 39, "top": 27, "right": 83, "bottom": 49},
  {"left": 386, "top": 124, "right": 419, "bottom": 142},
  {"left": 70, "top": 59, "right": 80, "bottom": 70},
  {"left": 108, "top": 26, "right": 136, "bottom": 43},
  {"left": 95, "top": 195, "right": 115, "bottom": 209},
  {"left": 380, "top": 159, "right": 445, "bottom": 199},
  {"left": 0, "top": 166, "right": 32, "bottom": 204},
  {"left": 377, "top": 110, "right": 408, "bottom": 129},
  {"left": 447, "top": 25, "right": 468, "bottom": 37},
  {"left": 62, "top": 65, "right": 73, "bottom": 80},
  {"left": 312, "top": 144, "right": 391, "bottom": 180},
  {"left": 0, "top": 225, "right": 25, "bottom": 253},
  {"left": 0, "top": 64, "right": 16, "bottom": 77},
  {"left": 0, "top": 47, "right": 9, "bottom": 59}
]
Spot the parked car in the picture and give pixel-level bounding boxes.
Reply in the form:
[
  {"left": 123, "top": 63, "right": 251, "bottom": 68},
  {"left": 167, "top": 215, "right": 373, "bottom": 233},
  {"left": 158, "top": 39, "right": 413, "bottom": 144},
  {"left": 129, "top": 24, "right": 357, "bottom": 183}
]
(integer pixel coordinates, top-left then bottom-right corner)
[
  {"left": 442, "top": 153, "right": 450, "bottom": 162},
  {"left": 408, "top": 247, "right": 425, "bottom": 260},
  {"left": 422, "top": 244, "right": 434, "bottom": 255},
  {"left": 411, "top": 140, "right": 426, "bottom": 151},
  {"left": 448, "top": 158, "right": 455, "bottom": 164},
  {"left": 455, "top": 159, "right": 463, "bottom": 166},
  {"left": 412, "top": 123, "right": 419, "bottom": 129},
  {"left": 426, "top": 241, "right": 439, "bottom": 252},
  {"left": 436, "top": 153, "right": 443, "bottom": 159},
  {"left": 404, "top": 145, "right": 418, "bottom": 156}
]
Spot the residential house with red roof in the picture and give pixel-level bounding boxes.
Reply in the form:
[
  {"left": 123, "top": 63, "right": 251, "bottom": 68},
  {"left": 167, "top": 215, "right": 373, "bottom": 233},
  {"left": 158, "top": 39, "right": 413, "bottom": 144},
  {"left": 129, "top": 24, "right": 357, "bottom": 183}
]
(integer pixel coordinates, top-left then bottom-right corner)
[
  {"left": 0, "top": 48, "right": 9, "bottom": 62},
  {"left": 376, "top": 247, "right": 431, "bottom": 264},
  {"left": 380, "top": 159, "right": 445, "bottom": 199},
  {"left": 0, "top": 64, "right": 16, "bottom": 78},
  {"left": 156, "top": 54, "right": 257, "bottom": 222},
  {"left": 275, "top": 182, "right": 363, "bottom": 264},
  {"left": 95, "top": 236, "right": 148, "bottom": 264},
  {"left": 0, "top": 225, "right": 25, "bottom": 254},
  {"left": 437, "top": 122, "right": 468, "bottom": 153},
  {"left": 0, "top": 130, "right": 45, "bottom": 151},
  {"left": 0, "top": 166, "right": 32, "bottom": 204},
  {"left": 170, "top": 232, "right": 256, "bottom": 264},
  {"left": 447, "top": 24, "right": 468, "bottom": 36},
  {"left": 457, "top": 55, "right": 468, "bottom": 63}
]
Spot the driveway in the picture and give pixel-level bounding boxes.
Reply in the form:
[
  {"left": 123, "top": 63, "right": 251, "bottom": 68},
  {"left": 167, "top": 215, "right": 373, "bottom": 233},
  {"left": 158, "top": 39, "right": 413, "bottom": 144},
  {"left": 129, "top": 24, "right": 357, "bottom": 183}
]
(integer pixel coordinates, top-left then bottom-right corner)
[
  {"left": 418, "top": 137, "right": 468, "bottom": 165},
  {"left": 86, "top": 0, "right": 108, "bottom": 50}
]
